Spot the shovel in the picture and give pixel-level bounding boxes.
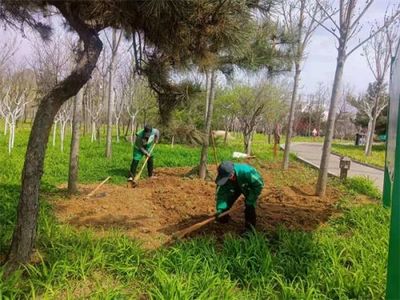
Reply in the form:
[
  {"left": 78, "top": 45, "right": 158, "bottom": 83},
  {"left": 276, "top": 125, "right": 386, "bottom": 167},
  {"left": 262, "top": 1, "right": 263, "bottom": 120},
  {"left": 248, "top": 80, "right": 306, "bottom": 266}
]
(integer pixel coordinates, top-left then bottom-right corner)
[
  {"left": 129, "top": 143, "right": 156, "bottom": 188},
  {"left": 172, "top": 199, "right": 244, "bottom": 240}
]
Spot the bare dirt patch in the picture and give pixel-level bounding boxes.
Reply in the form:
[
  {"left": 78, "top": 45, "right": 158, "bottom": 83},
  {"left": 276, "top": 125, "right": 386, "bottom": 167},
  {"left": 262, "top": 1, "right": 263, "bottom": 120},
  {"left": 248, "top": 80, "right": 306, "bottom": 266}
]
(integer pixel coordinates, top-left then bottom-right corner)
[{"left": 52, "top": 165, "right": 344, "bottom": 248}]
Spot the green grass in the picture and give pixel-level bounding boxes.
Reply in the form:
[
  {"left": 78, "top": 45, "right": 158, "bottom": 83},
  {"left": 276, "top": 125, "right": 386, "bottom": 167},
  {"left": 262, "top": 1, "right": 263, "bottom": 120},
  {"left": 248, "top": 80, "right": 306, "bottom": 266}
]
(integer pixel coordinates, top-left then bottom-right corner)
[
  {"left": 345, "top": 176, "right": 382, "bottom": 200},
  {"left": 331, "top": 143, "right": 385, "bottom": 169},
  {"left": 0, "top": 125, "right": 391, "bottom": 299}
]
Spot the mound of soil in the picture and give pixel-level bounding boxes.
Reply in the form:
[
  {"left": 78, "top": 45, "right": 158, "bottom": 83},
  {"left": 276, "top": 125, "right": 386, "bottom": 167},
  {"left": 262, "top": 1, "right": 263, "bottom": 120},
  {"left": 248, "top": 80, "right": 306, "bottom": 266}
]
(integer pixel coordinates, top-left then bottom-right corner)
[{"left": 52, "top": 166, "right": 342, "bottom": 248}]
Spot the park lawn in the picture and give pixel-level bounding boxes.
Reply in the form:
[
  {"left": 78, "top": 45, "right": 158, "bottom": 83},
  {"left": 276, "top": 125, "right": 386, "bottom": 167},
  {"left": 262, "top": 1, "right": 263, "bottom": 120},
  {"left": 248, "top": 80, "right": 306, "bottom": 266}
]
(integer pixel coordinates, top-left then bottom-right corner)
[
  {"left": 331, "top": 143, "right": 385, "bottom": 169},
  {"left": 0, "top": 125, "right": 390, "bottom": 299}
]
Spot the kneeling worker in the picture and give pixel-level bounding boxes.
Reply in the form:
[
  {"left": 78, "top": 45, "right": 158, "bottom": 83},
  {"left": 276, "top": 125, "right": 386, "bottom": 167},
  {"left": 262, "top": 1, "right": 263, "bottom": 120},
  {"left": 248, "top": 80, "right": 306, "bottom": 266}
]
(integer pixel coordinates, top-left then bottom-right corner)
[
  {"left": 215, "top": 161, "right": 264, "bottom": 231},
  {"left": 129, "top": 124, "right": 160, "bottom": 181}
]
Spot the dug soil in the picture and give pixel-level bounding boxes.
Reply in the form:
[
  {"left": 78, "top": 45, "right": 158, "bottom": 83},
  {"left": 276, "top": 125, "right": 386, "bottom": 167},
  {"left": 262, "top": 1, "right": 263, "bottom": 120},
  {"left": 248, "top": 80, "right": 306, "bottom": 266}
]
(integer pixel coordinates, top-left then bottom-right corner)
[{"left": 52, "top": 164, "right": 345, "bottom": 249}]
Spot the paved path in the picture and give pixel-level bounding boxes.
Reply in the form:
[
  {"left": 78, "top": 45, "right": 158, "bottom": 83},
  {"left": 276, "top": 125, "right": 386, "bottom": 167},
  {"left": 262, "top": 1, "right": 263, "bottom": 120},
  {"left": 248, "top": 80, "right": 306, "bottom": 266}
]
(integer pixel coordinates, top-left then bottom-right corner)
[{"left": 287, "top": 143, "right": 384, "bottom": 191}]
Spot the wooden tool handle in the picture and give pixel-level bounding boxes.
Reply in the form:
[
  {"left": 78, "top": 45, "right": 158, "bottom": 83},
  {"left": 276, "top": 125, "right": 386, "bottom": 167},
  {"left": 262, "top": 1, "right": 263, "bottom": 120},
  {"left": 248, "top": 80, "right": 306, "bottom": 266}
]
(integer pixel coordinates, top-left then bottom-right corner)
[
  {"left": 85, "top": 176, "right": 111, "bottom": 199},
  {"left": 134, "top": 143, "right": 156, "bottom": 181},
  {"left": 173, "top": 200, "right": 243, "bottom": 239}
]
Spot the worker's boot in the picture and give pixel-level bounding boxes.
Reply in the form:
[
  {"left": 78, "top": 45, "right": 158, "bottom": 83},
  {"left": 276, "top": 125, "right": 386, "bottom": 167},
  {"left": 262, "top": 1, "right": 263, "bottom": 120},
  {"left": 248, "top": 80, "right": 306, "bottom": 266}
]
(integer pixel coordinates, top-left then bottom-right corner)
[{"left": 244, "top": 205, "right": 256, "bottom": 232}]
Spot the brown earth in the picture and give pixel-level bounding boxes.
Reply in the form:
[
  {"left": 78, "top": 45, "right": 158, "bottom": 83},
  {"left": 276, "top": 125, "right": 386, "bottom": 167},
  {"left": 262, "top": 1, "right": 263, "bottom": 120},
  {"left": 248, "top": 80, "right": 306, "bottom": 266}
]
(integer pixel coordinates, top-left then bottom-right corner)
[{"left": 52, "top": 165, "right": 345, "bottom": 249}]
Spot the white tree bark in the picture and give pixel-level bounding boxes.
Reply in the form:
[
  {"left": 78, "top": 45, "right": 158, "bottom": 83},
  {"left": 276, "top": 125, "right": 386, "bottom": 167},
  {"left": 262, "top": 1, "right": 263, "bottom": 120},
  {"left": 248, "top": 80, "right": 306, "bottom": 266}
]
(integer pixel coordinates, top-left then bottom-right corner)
[
  {"left": 4, "top": 115, "right": 9, "bottom": 135},
  {"left": 91, "top": 121, "right": 96, "bottom": 142},
  {"left": 52, "top": 122, "right": 57, "bottom": 147},
  {"left": 60, "top": 121, "right": 67, "bottom": 152},
  {"left": 3, "top": 88, "right": 29, "bottom": 154}
]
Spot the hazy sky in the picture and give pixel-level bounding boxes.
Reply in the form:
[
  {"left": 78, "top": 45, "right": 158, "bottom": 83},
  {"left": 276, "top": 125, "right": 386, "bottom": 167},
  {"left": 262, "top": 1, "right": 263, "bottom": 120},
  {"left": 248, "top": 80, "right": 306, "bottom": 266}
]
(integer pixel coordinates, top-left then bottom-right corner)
[
  {"left": 0, "top": 0, "right": 396, "bottom": 95},
  {"left": 301, "top": 0, "right": 395, "bottom": 94}
]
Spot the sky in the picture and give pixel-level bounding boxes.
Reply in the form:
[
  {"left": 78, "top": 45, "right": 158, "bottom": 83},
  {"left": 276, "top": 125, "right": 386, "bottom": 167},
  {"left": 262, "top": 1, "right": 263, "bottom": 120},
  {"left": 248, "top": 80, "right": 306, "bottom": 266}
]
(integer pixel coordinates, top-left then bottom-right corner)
[
  {"left": 0, "top": 0, "right": 396, "bottom": 95},
  {"left": 300, "top": 0, "right": 396, "bottom": 94}
]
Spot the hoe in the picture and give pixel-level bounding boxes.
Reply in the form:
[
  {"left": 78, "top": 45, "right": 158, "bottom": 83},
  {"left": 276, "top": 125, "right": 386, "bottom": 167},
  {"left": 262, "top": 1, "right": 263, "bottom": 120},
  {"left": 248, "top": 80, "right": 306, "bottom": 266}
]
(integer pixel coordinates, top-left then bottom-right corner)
[
  {"left": 172, "top": 198, "right": 244, "bottom": 240},
  {"left": 129, "top": 143, "right": 156, "bottom": 188}
]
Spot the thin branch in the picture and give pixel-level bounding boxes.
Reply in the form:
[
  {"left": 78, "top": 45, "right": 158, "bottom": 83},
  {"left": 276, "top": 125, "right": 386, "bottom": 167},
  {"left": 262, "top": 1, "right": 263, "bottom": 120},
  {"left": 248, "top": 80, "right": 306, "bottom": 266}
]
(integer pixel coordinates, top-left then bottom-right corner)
[
  {"left": 315, "top": 0, "right": 340, "bottom": 32},
  {"left": 346, "top": 12, "right": 400, "bottom": 57},
  {"left": 349, "top": 0, "right": 375, "bottom": 32},
  {"left": 308, "top": 5, "right": 340, "bottom": 40}
]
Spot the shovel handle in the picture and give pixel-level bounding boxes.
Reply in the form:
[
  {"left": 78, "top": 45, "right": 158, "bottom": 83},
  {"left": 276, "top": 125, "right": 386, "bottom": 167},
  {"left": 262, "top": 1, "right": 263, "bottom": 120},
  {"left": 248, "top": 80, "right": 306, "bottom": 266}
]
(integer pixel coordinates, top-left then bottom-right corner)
[
  {"left": 134, "top": 143, "right": 156, "bottom": 182},
  {"left": 85, "top": 176, "right": 111, "bottom": 199},
  {"left": 173, "top": 199, "right": 243, "bottom": 239}
]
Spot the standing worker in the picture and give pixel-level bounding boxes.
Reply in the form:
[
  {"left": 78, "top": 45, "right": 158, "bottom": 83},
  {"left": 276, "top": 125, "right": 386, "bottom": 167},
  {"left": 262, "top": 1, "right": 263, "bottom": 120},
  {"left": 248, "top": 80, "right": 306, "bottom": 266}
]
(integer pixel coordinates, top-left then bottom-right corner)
[
  {"left": 128, "top": 124, "right": 160, "bottom": 181},
  {"left": 215, "top": 161, "right": 264, "bottom": 232}
]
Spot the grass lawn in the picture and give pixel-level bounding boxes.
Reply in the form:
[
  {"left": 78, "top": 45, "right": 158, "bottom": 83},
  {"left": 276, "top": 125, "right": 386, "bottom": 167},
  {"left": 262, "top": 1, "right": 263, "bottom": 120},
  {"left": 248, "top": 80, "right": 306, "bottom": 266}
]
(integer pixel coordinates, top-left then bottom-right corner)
[
  {"left": 0, "top": 125, "right": 390, "bottom": 299},
  {"left": 331, "top": 143, "right": 385, "bottom": 169}
]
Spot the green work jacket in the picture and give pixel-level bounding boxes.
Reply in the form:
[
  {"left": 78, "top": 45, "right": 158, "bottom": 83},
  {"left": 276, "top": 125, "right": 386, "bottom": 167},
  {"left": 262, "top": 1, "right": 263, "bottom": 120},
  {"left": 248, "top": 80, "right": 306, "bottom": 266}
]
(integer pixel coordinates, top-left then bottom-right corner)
[
  {"left": 216, "top": 163, "right": 264, "bottom": 213},
  {"left": 133, "top": 128, "right": 159, "bottom": 160}
]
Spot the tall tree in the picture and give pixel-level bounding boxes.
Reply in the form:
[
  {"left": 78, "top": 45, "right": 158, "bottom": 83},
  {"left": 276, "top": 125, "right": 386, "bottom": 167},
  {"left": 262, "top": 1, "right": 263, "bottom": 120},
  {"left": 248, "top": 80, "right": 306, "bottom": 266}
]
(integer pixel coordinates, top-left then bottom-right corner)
[
  {"left": 280, "top": 0, "right": 326, "bottom": 170},
  {"left": 349, "top": 82, "right": 389, "bottom": 142},
  {"left": 315, "top": 0, "right": 400, "bottom": 196},
  {"left": 2, "top": 2, "right": 103, "bottom": 273},
  {"left": 104, "top": 28, "right": 122, "bottom": 158},
  {"left": 362, "top": 23, "right": 398, "bottom": 155},
  {"left": 1, "top": 0, "right": 267, "bottom": 272},
  {"left": 199, "top": 69, "right": 216, "bottom": 179}
]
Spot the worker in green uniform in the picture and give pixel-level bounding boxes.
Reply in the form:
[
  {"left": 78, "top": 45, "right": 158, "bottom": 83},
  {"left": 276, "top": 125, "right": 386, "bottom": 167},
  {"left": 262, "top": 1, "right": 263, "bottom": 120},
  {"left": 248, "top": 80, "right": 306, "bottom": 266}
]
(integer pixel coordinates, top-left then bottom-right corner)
[
  {"left": 215, "top": 161, "right": 264, "bottom": 231},
  {"left": 128, "top": 124, "right": 160, "bottom": 181}
]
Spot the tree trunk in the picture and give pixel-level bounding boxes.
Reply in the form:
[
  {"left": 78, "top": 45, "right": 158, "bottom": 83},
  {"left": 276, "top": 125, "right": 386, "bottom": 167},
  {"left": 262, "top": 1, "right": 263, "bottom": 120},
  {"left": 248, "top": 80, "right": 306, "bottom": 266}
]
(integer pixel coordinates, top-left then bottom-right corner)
[
  {"left": 130, "top": 116, "right": 135, "bottom": 144},
  {"left": 68, "top": 89, "right": 83, "bottom": 194},
  {"left": 132, "top": 120, "right": 137, "bottom": 145},
  {"left": 365, "top": 86, "right": 383, "bottom": 156},
  {"left": 199, "top": 69, "right": 216, "bottom": 179},
  {"left": 243, "top": 129, "right": 252, "bottom": 155},
  {"left": 11, "top": 121, "right": 15, "bottom": 149},
  {"left": 4, "top": 115, "right": 9, "bottom": 135},
  {"left": 52, "top": 122, "right": 57, "bottom": 146},
  {"left": 204, "top": 70, "right": 210, "bottom": 125},
  {"left": 8, "top": 120, "right": 13, "bottom": 154},
  {"left": 316, "top": 50, "right": 346, "bottom": 196},
  {"left": 60, "top": 122, "right": 66, "bottom": 153},
  {"left": 5, "top": 7, "right": 102, "bottom": 273},
  {"left": 91, "top": 121, "right": 96, "bottom": 142},
  {"left": 105, "top": 29, "right": 117, "bottom": 159},
  {"left": 364, "top": 117, "right": 373, "bottom": 153},
  {"left": 282, "top": 63, "right": 301, "bottom": 170},
  {"left": 116, "top": 118, "right": 120, "bottom": 143}
]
